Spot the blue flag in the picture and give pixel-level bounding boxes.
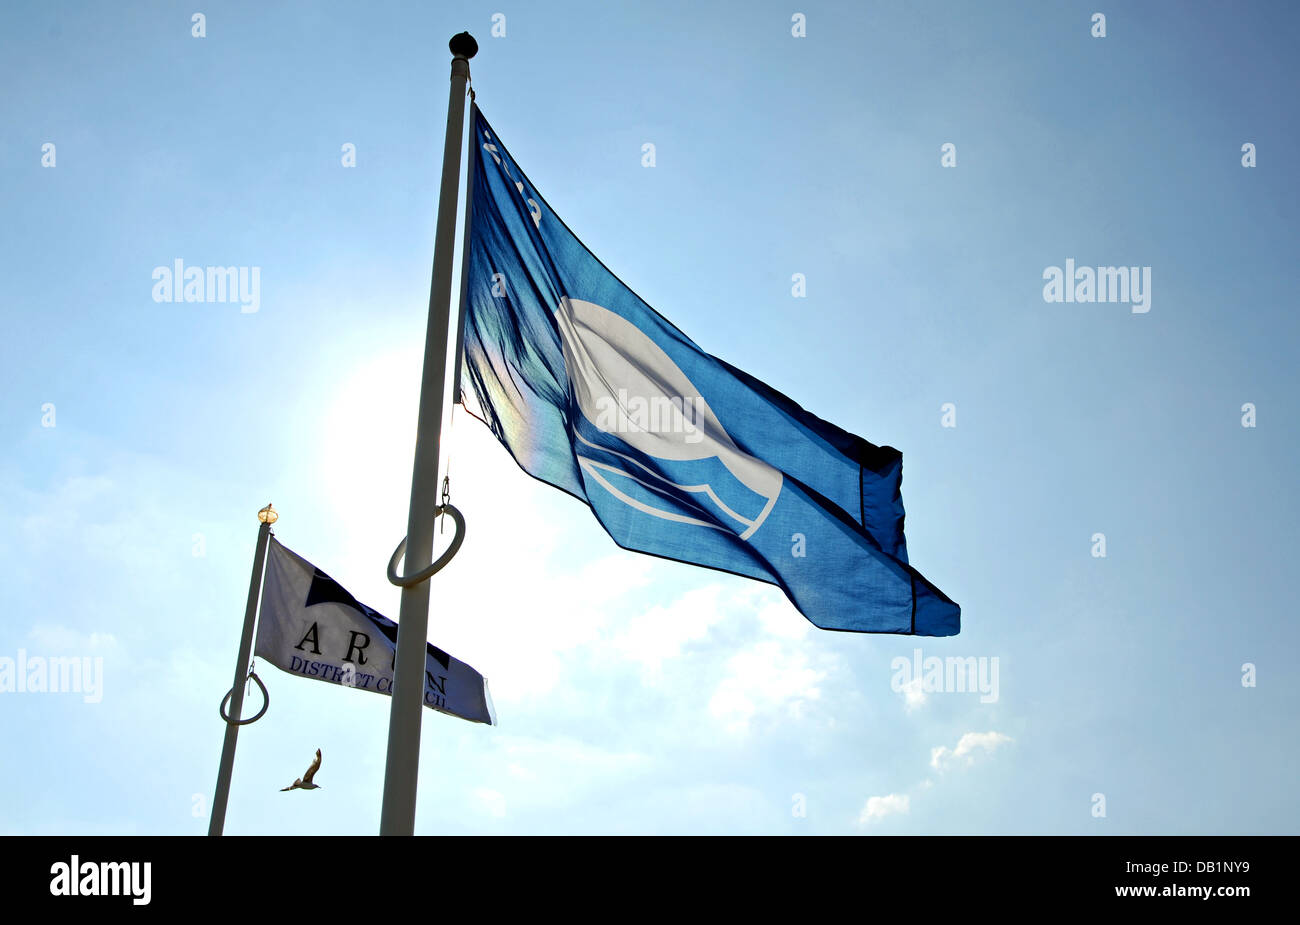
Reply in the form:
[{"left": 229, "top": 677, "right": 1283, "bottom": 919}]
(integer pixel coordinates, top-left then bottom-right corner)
[{"left": 458, "top": 104, "right": 959, "bottom": 636}]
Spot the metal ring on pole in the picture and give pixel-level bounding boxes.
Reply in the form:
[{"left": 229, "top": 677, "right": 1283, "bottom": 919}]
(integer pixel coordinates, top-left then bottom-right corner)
[
  {"left": 219, "top": 671, "right": 269, "bottom": 726},
  {"left": 387, "top": 503, "right": 465, "bottom": 588}
]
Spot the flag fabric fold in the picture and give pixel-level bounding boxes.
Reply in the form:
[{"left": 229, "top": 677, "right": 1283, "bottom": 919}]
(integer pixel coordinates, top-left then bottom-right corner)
[
  {"left": 255, "top": 537, "right": 495, "bottom": 724},
  {"left": 458, "top": 103, "right": 959, "bottom": 636}
]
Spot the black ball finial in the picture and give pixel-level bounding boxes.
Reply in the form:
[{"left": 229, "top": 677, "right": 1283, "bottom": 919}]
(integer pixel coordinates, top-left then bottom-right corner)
[{"left": 450, "top": 32, "right": 478, "bottom": 59}]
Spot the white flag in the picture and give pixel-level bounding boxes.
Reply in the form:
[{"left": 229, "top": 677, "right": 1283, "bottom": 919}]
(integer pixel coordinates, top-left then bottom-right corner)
[{"left": 255, "top": 537, "right": 495, "bottom": 725}]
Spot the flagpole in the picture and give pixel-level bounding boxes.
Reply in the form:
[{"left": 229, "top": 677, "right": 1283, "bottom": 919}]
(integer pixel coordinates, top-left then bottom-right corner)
[
  {"left": 208, "top": 502, "right": 277, "bottom": 836},
  {"left": 379, "top": 31, "right": 477, "bottom": 836},
  {"left": 450, "top": 88, "right": 477, "bottom": 402}
]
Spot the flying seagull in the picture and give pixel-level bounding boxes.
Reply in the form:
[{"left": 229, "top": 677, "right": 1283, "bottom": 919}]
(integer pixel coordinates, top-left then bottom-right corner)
[{"left": 281, "top": 749, "right": 323, "bottom": 791}]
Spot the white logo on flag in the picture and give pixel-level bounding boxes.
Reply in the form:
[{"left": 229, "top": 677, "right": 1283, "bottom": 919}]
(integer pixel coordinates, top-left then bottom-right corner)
[{"left": 553, "top": 297, "right": 781, "bottom": 540}]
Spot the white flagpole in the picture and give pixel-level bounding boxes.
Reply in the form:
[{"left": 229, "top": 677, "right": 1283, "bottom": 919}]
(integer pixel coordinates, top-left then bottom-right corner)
[
  {"left": 450, "top": 88, "right": 478, "bottom": 401},
  {"left": 379, "top": 32, "right": 478, "bottom": 836},
  {"left": 208, "top": 502, "right": 277, "bottom": 836}
]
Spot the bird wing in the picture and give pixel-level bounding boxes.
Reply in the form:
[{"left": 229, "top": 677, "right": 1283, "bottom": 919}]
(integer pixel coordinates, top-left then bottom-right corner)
[
  {"left": 302, "top": 748, "right": 322, "bottom": 784},
  {"left": 281, "top": 779, "right": 300, "bottom": 791}
]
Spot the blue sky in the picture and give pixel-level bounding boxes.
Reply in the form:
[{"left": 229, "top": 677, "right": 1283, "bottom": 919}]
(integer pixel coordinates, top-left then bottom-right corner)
[{"left": 1, "top": 0, "right": 1296, "bottom": 834}]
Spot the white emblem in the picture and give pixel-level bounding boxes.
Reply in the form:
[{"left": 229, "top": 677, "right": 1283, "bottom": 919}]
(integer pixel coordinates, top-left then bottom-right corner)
[{"left": 553, "top": 297, "right": 781, "bottom": 540}]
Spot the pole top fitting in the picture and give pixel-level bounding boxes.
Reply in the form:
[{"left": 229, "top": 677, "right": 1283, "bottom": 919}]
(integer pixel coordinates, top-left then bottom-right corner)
[
  {"left": 258, "top": 503, "right": 278, "bottom": 524},
  {"left": 450, "top": 32, "right": 478, "bottom": 60}
]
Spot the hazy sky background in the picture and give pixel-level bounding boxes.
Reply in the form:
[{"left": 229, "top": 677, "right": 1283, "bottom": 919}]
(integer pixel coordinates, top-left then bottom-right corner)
[{"left": 1, "top": 0, "right": 1296, "bottom": 834}]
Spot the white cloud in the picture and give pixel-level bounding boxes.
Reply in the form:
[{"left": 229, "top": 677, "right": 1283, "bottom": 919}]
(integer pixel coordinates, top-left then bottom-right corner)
[
  {"left": 901, "top": 675, "right": 927, "bottom": 711},
  {"left": 16, "top": 476, "right": 116, "bottom": 544},
  {"left": 25, "top": 625, "right": 118, "bottom": 652},
  {"left": 610, "top": 583, "right": 729, "bottom": 674},
  {"left": 858, "top": 793, "right": 910, "bottom": 824},
  {"left": 755, "top": 598, "right": 810, "bottom": 639},
  {"left": 852, "top": 735, "right": 1011, "bottom": 829},
  {"left": 506, "top": 762, "right": 536, "bottom": 781},
  {"left": 472, "top": 787, "right": 507, "bottom": 819},
  {"left": 930, "top": 731, "right": 1013, "bottom": 771},
  {"left": 499, "top": 736, "right": 648, "bottom": 776},
  {"left": 709, "top": 640, "right": 826, "bottom": 735},
  {"left": 475, "top": 737, "right": 650, "bottom": 817}
]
